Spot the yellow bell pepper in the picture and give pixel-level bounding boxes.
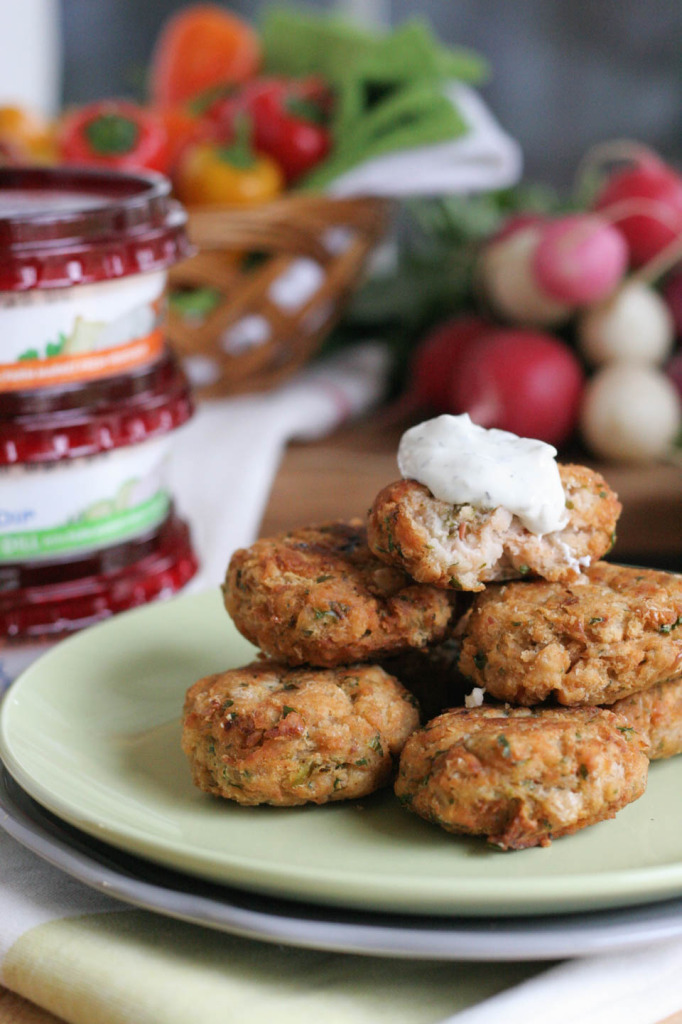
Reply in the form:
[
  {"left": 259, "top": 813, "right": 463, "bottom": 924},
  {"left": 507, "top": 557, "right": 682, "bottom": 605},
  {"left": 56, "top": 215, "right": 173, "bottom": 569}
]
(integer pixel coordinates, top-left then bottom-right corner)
[
  {"left": 174, "top": 117, "right": 283, "bottom": 206},
  {"left": 0, "top": 105, "right": 56, "bottom": 163}
]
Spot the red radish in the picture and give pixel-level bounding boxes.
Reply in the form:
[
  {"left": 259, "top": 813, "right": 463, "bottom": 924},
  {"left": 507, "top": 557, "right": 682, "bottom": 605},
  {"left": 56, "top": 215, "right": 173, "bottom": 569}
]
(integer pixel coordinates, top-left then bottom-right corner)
[
  {"left": 478, "top": 225, "right": 572, "bottom": 327},
  {"left": 663, "top": 269, "right": 682, "bottom": 338},
  {"left": 451, "top": 329, "right": 585, "bottom": 446},
  {"left": 533, "top": 214, "right": 628, "bottom": 305},
  {"left": 593, "top": 159, "right": 682, "bottom": 267},
  {"left": 408, "top": 315, "right": 491, "bottom": 412}
]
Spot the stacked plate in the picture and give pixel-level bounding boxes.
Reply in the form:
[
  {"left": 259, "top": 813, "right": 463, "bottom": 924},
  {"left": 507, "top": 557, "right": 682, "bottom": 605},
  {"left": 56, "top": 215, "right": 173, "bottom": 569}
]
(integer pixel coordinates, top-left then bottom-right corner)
[
  {"left": 0, "top": 167, "right": 199, "bottom": 686},
  {"left": 2, "top": 588, "right": 682, "bottom": 961}
]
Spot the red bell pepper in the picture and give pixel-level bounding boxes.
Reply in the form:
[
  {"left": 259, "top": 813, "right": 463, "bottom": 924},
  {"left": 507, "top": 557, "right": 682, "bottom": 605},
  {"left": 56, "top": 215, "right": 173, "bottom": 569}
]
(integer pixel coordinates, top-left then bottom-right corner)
[
  {"left": 206, "top": 77, "right": 332, "bottom": 184},
  {"left": 58, "top": 100, "right": 169, "bottom": 174}
]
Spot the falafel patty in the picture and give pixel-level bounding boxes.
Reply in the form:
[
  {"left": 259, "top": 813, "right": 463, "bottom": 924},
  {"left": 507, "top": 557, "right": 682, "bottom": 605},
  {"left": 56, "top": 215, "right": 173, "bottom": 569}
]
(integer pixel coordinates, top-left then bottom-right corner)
[
  {"left": 395, "top": 705, "right": 648, "bottom": 850},
  {"left": 610, "top": 675, "right": 682, "bottom": 761},
  {"left": 223, "top": 520, "right": 457, "bottom": 667},
  {"left": 182, "top": 661, "right": 420, "bottom": 806},
  {"left": 458, "top": 562, "right": 682, "bottom": 706},
  {"left": 367, "top": 464, "right": 620, "bottom": 592}
]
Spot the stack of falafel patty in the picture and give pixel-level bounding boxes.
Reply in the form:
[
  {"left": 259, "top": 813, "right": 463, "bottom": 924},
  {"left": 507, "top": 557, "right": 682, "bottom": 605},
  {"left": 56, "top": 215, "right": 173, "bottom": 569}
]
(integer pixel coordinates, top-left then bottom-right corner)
[{"left": 182, "top": 461, "right": 680, "bottom": 851}]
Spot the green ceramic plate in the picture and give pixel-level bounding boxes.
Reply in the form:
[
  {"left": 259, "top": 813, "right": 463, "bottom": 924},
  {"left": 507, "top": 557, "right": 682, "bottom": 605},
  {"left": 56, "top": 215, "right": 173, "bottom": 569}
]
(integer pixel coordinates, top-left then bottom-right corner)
[{"left": 2, "top": 588, "right": 682, "bottom": 918}]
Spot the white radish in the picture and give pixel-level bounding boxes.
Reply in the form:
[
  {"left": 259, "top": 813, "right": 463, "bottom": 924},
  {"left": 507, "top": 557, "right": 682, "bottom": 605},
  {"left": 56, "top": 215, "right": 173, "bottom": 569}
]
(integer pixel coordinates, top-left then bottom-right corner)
[
  {"left": 580, "top": 363, "right": 681, "bottom": 462},
  {"left": 532, "top": 214, "right": 628, "bottom": 305},
  {"left": 478, "top": 225, "right": 571, "bottom": 327},
  {"left": 578, "top": 279, "right": 675, "bottom": 365}
]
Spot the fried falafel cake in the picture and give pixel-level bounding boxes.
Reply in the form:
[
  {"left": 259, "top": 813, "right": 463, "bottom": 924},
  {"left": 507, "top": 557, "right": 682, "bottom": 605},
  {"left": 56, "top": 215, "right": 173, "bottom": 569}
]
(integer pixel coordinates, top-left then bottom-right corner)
[
  {"left": 182, "top": 661, "right": 420, "bottom": 806},
  {"left": 459, "top": 562, "right": 682, "bottom": 706},
  {"left": 610, "top": 676, "right": 682, "bottom": 761},
  {"left": 368, "top": 464, "right": 620, "bottom": 593},
  {"left": 223, "top": 520, "right": 458, "bottom": 668},
  {"left": 395, "top": 705, "right": 648, "bottom": 850}
]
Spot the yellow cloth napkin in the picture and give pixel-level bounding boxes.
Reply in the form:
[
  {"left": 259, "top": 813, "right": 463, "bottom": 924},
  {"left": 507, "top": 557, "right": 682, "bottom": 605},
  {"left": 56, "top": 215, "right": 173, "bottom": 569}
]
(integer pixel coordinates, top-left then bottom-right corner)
[
  {"left": 4, "top": 911, "right": 543, "bottom": 1024},
  {"left": 0, "top": 826, "right": 543, "bottom": 1024}
]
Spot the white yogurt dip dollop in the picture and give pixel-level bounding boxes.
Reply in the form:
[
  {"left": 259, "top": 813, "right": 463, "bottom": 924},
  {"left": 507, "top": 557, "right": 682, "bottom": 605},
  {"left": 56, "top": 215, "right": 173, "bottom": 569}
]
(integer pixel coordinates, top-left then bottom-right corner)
[{"left": 397, "top": 414, "right": 569, "bottom": 536}]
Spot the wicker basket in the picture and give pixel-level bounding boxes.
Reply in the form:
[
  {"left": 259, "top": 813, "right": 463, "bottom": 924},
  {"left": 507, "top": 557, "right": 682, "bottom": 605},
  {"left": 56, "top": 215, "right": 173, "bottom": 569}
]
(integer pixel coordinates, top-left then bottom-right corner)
[{"left": 165, "top": 193, "right": 390, "bottom": 398}]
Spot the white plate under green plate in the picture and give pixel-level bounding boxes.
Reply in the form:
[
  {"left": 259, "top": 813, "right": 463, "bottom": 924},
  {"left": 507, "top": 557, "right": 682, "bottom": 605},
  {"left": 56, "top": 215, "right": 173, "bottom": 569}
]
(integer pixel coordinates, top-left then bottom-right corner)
[{"left": 2, "top": 588, "right": 682, "bottom": 918}]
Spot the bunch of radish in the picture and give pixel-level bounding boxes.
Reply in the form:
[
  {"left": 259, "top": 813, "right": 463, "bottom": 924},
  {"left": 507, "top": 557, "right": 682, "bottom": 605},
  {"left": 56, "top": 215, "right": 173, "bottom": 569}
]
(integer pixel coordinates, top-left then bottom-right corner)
[{"left": 407, "top": 141, "right": 682, "bottom": 463}]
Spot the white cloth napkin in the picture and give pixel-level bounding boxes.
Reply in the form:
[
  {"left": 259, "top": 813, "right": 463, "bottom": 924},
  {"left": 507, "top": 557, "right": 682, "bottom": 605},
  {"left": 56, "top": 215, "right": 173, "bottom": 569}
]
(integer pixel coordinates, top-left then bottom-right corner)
[
  {"left": 445, "top": 941, "right": 682, "bottom": 1024},
  {"left": 328, "top": 84, "right": 522, "bottom": 198},
  {"left": 170, "top": 341, "right": 391, "bottom": 588}
]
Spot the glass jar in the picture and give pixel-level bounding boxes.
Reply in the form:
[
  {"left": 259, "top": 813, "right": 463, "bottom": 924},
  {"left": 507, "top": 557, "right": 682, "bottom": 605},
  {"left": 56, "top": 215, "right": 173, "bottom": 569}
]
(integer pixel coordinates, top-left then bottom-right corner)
[
  {"left": 0, "top": 348, "right": 193, "bottom": 563},
  {"left": 0, "top": 512, "right": 198, "bottom": 689},
  {"left": 0, "top": 165, "right": 191, "bottom": 392}
]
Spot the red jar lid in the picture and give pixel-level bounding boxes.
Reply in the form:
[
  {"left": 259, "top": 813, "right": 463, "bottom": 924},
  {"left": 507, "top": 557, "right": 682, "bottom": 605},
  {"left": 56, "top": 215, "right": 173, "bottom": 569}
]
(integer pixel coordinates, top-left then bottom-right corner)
[
  {"left": 0, "top": 166, "right": 191, "bottom": 291},
  {"left": 0, "top": 510, "right": 199, "bottom": 640},
  {"left": 0, "top": 346, "right": 193, "bottom": 464}
]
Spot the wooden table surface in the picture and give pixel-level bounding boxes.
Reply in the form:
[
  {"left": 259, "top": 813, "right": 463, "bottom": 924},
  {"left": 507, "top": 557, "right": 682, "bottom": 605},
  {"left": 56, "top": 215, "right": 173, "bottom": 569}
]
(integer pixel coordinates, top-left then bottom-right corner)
[{"left": 2, "top": 415, "right": 682, "bottom": 1024}]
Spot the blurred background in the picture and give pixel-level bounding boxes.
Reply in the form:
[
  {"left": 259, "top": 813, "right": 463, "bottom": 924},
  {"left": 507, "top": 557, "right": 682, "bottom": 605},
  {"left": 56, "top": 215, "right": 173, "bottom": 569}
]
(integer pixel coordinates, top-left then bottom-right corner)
[
  {"left": 3, "top": 0, "right": 682, "bottom": 678},
  {"left": 59, "top": 0, "right": 682, "bottom": 190}
]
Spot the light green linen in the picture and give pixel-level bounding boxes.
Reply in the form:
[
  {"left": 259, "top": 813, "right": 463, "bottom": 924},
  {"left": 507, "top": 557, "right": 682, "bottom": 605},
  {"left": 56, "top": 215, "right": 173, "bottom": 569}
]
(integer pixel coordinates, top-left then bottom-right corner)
[{"left": 4, "top": 910, "right": 547, "bottom": 1024}]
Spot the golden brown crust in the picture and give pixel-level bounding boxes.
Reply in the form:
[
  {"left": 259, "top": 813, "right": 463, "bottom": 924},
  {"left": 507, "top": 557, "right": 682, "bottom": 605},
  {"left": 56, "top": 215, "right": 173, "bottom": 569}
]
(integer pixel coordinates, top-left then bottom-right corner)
[
  {"left": 182, "top": 661, "right": 420, "bottom": 806},
  {"left": 222, "top": 520, "right": 457, "bottom": 667},
  {"left": 458, "top": 562, "right": 682, "bottom": 706},
  {"left": 395, "top": 705, "right": 648, "bottom": 849},
  {"left": 610, "top": 675, "right": 682, "bottom": 760},
  {"left": 367, "top": 464, "right": 621, "bottom": 592}
]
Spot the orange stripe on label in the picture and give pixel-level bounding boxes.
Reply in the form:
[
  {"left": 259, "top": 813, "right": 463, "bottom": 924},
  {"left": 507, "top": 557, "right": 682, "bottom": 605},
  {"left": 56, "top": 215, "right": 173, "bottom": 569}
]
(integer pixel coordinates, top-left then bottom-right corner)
[{"left": 0, "top": 330, "right": 164, "bottom": 392}]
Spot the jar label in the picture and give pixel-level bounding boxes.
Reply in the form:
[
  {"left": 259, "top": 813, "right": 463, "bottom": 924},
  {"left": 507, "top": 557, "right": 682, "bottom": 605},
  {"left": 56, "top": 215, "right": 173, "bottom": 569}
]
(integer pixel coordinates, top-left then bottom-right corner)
[
  {"left": 0, "top": 491, "right": 170, "bottom": 561},
  {"left": 0, "top": 328, "right": 164, "bottom": 390},
  {"left": 0, "top": 271, "right": 167, "bottom": 391},
  {"left": 0, "top": 434, "right": 174, "bottom": 561}
]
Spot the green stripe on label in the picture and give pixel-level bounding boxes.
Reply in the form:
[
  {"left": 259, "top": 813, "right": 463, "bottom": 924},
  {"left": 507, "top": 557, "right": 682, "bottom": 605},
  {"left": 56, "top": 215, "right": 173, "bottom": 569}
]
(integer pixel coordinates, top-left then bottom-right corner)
[{"left": 0, "top": 492, "right": 170, "bottom": 561}]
